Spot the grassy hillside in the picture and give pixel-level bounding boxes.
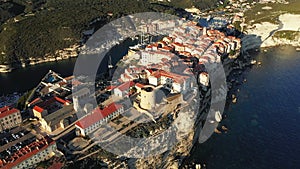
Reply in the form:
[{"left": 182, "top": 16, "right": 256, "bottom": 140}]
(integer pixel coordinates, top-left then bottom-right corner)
[
  {"left": 0, "top": 0, "right": 181, "bottom": 65},
  {"left": 244, "top": 0, "right": 300, "bottom": 24},
  {"left": 0, "top": 0, "right": 221, "bottom": 65},
  {"left": 273, "top": 30, "right": 300, "bottom": 41},
  {"left": 152, "top": 0, "right": 221, "bottom": 10}
]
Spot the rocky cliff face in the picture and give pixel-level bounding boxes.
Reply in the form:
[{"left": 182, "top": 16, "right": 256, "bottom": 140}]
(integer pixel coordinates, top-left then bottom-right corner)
[
  {"left": 124, "top": 56, "right": 254, "bottom": 169},
  {"left": 244, "top": 14, "right": 300, "bottom": 48},
  {"left": 128, "top": 97, "right": 209, "bottom": 169},
  {"left": 262, "top": 35, "right": 300, "bottom": 48}
]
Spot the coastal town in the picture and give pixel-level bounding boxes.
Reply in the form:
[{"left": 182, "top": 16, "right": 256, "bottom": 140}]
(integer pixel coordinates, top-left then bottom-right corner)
[
  {"left": 0, "top": 0, "right": 299, "bottom": 168},
  {"left": 0, "top": 11, "right": 247, "bottom": 168}
]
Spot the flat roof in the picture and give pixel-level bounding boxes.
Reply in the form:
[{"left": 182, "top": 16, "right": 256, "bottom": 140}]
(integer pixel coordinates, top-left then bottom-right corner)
[{"left": 43, "top": 104, "right": 75, "bottom": 127}]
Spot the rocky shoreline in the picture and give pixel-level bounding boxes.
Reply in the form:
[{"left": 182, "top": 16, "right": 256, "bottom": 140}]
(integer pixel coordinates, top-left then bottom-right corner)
[
  {"left": 0, "top": 44, "right": 79, "bottom": 73},
  {"left": 261, "top": 35, "right": 300, "bottom": 48},
  {"left": 181, "top": 49, "right": 259, "bottom": 168}
]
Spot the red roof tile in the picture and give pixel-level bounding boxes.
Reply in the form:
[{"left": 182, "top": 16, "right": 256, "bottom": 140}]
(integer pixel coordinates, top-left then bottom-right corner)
[
  {"left": 76, "top": 103, "right": 123, "bottom": 129},
  {"left": 160, "top": 46, "right": 173, "bottom": 51},
  {"left": 33, "top": 106, "right": 44, "bottom": 113},
  {"left": 72, "top": 80, "right": 82, "bottom": 86},
  {"left": 0, "top": 107, "right": 20, "bottom": 118},
  {"left": 54, "top": 96, "right": 68, "bottom": 105},
  {"left": 201, "top": 72, "right": 209, "bottom": 76},
  {"left": 29, "top": 97, "right": 42, "bottom": 106},
  {"left": 115, "top": 81, "right": 135, "bottom": 92},
  {"left": 33, "top": 96, "right": 68, "bottom": 112},
  {"left": 0, "top": 106, "right": 10, "bottom": 113},
  {"left": 150, "top": 69, "right": 189, "bottom": 84},
  {"left": 58, "top": 81, "right": 67, "bottom": 86},
  {"left": 64, "top": 75, "right": 74, "bottom": 81},
  {"left": 1, "top": 137, "right": 55, "bottom": 168},
  {"left": 135, "top": 83, "right": 145, "bottom": 88},
  {"left": 106, "top": 85, "right": 116, "bottom": 91},
  {"left": 145, "top": 69, "right": 153, "bottom": 74},
  {"left": 172, "top": 42, "right": 185, "bottom": 47},
  {"left": 0, "top": 159, "right": 3, "bottom": 168}
]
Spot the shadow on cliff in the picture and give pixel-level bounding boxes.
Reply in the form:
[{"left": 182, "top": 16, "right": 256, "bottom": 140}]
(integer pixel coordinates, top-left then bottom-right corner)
[
  {"left": 241, "top": 34, "right": 263, "bottom": 54},
  {"left": 180, "top": 33, "right": 263, "bottom": 168}
]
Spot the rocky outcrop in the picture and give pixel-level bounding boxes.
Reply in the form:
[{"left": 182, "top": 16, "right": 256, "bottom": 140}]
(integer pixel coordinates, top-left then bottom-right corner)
[
  {"left": 245, "top": 14, "right": 300, "bottom": 48},
  {"left": 262, "top": 35, "right": 300, "bottom": 48}
]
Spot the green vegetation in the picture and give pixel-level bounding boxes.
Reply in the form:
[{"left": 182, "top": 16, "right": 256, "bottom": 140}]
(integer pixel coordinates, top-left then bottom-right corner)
[
  {"left": 153, "top": 0, "right": 220, "bottom": 10},
  {"left": 233, "top": 21, "right": 242, "bottom": 31},
  {"left": 159, "top": 0, "right": 194, "bottom": 9},
  {"left": 16, "top": 89, "right": 33, "bottom": 110},
  {"left": 0, "top": 0, "right": 222, "bottom": 65},
  {"left": 229, "top": 50, "right": 236, "bottom": 56},
  {"left": 0, "top": 0, "right": 180, "bottom": 65},
  {"left": 0, "top": 0, "right": 49, "bottom": 25},
  {"left": 273, "top": 30, "right": 300, "bottom": 40},
  {"left": 244, "top": 0, "right": 300, "bottom": 24},
  {"left": 0, "top": 1, "right": 25, "bottom": 24}
]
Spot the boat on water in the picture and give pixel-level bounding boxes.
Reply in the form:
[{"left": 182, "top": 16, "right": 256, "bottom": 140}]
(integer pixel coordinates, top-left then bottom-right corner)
[
  {"left": 296, "top": 47, "right": 300, "bottom": 51},
  {"left": 195, "top": 164, "right": 201, "bottom": 169},
  {"left": 250, "top": 59, "right": 257, "bottom": 65}
]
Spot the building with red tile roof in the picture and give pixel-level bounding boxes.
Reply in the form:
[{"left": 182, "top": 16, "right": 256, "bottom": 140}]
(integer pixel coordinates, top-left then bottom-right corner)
[
  {"left": 0, "top": 106, "right": 22, "bottom": 132},
  {"left": 140, "top": 50, "right": 175, "bottom": 66},
  {"left": 0, "top": 136, "right": 57, "bottom": 169},
  {"left": 159, "top": 46, "right": 174, "bottom": 52},
  {"left": 106, "top": 85, "right": 116, "bottom": 91},
  {"left": 148, "top": 69, "right": 192, "bottom": 93},
  {"left": 32, "top": 96, "right": 70, "bottom": 119},
  {"left": 162, "top": 37, "right": 173, "bottom": 44},
  {"left": 172, "top": 42, "right": 185, "bottom": 52},
  {"left": 75, "top": 103, "right": 124, "bottom": 136},
  {"left": 135, "top": 83, "right": 145, "bottom": 89},
  {"left": 113, "top": 81, "right": 135, "bottom": 98},
  {"left": 135, "top": 83, "right": 146, "bottom": 93},
  {"left": 30, "top": 96, "right": 74, "bottom": 133},
  {"left": 121, "top": 72, "right": 134, "bottom": 82}
]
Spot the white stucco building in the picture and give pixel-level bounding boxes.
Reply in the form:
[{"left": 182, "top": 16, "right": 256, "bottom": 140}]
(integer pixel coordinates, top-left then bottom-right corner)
[{"left": 75, "top": 103, "right": 124, "bottom": 136}]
